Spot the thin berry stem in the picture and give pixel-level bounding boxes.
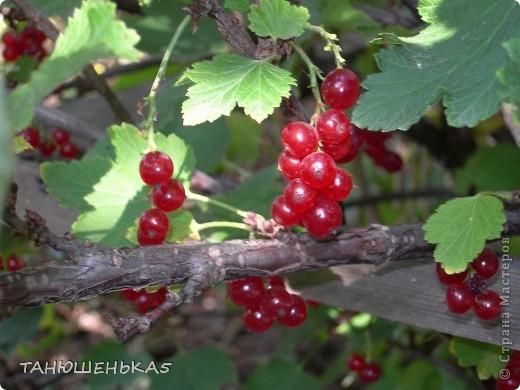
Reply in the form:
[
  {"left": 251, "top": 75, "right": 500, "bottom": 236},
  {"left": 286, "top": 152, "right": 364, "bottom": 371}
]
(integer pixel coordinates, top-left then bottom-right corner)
[
  {"left": 186, "top": 190, "right": 249, "bottom": 218},
  {"left": 306, "top": 25, "right": 345, "bottom": 69},
  {"left": 195, "top": 221, "right": 252, "bottom": 232}
]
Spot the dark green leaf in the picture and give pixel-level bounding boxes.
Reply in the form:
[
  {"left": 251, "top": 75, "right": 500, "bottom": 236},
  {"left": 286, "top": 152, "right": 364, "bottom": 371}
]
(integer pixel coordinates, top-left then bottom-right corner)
[
  {"left": 450, "top": 337, "right": 505, "bottom": 380},
  {"left": 245, "top": 358, "right": 320, "bottom": 390},
  {"left": 0, "top": 308, "right": 43, "bottom": 357}
]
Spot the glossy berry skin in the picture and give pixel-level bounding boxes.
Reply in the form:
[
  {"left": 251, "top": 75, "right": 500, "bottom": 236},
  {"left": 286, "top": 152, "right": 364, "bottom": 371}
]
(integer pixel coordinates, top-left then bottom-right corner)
[
  {"left": 472, "top": 248, "right": 499, "bottom": 279},
  {"left": 446, "top": 282, "right": 474, "bottom": 314},
  {"left": 321, "top": 138, "right": 351, "bottom": 161},
  {"left": 473, "top": 290, "right": 501, "bottom": 321},
  {"left": 266, "top": 275, "right": 285, "bottom": 289},
  {"left": 3, "top": 45, "right": 20, "bottom": 62},
  {"left": 19, "top": 127, "right": 40, "bottom": 148},
  {"left": 137, "top": 209, "right": 169, "bottom": 245},
  {"left": 271, "top": 195, "right": 302, "bottom": 227},
  {"left": 299, "top": 152, "right": 336, "bottom": 188},
  {"left": 320, "top": 167, "right": 353, "bottom": 201},
  {"left": 496, "top": 372, "right": 520, "bottom": 390},
  {"left": 51, "top": 128, "right": 70, "bottom": 146},
  {"left": 278, "top": 150, "right": 302, "bottom": 180},
  {"left": 2, "top": 31, "right": 16, "bottom": 46},
  {"left": 316, "top": 109, "right": 351, "bottom": 144},
  {"left": 278, "top": 294, "right": 308, "bottom": 327},
  {"left": 152, "top": 179, "right": 186, "bottom": 212},
  {"left": 38, "top": 139, "right": 56, "bottom": 157},
  {"left": 226, "top": 277, "right": 265, "bottom": 308},
  {"left": 436, "top": 263, "right": 469, "bottom": 285},
  {"left": 281, "top": 121, "right": 318, "bottom": 158},
  {"left": 321, "top": 68, "right": 360, "bottom": 110},
  {"left": 284, "top": 179, "right": 318, "bottom": 213},
  {"left": 359, "top": 362, "right": 381, "bottom": 384},
  {"left": 347, "top": 354, "right": 366, "bottom": 372},
  {"left": 335, "top": 125, "right": 365, "bottom": 163},
  {"left": 119, "top": 289, "right": 139, "bottom": 301},
  {"left": 134, "top": 288, "right": 167, "bottom": 314},
  {"left": 375, "top": 151, "right": 403, "bottom": 173},
  {"left": 259, "top": 286, "right": 293, "bottom": 319},
  {"left": 301, "top": 197, "right": 343, "bottom": 237},
  {"left": 139, "top": 151, "right": 174, "bottom": 186},
  {"left": 59, "top": 142, "right": 79, "bottom": 159},
  {"left": 242, "top": 307, "right": 274, "bottom": 333},
  {"left": 7, "top": 255, "right": 25, "bottom": 271}
]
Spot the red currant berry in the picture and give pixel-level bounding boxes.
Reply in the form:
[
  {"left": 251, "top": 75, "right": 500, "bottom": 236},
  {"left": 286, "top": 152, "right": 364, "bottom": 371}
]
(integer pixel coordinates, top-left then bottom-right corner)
[
  {"left": 278, "top": 150, "right": 302, "bottom": 180},
  {"left": 472, "top": 248, "right": 499, "bottom": 279},
  {"left": 51, "top": 128, "right": 70, "bottom": 146},
  {"left": 446, "top": 282, "right": 474, "bottom": 314},
  {"left": 278, "top": 294, "right": 307, "bottom": 327},
  {"left": 226, "top": 277, "right": 265, "bottom": 308},
  {"left": 259, "top": 286, "right": 293, "bottom": 319},
  {"left": 496, "top": 372, "right": 520, "bottom": 390},
  {"left": 147, "top": 287, "right": 168, "bottom": 309},
  {"left": 270, "top": 195, "right": 302, "bottom": 227},
  {"left": 119, "top": 289, "right": 139, "bottom": 301},
  {"left": 299, "top": 152, "right": 336, "bottom": 188},
  {"left": 7, "top": 255, "right": 25, "bottom": 271},
  {"left": 316, "top": 109, "right": 351, "bottom": 144},
  {"left": 266, "top": 275, "right": 285, "bottom": 289},
  {"left": 19, "top": 127, "right": 40, "bottom": 148},
  {"left": 362, "top": 130, "right": 392, "bottom": 145},
  {"left": 59, "top": 143, "right": 79, "bottom": 159},
  {"left": 284, "top": 178, "right": 318, "bottom": 213},
  {"left": 376, "top": 151, "right": 403, "bottom": 173},
  {"left": 38, "top": 139, "right": 56, "bottom": 157},
  {"left": 347, "top": 354, "right": 366, "bottom": 372},
  {"left": 152, "top": 179, "right": 186, "bottom": 212},
  {"left": 280, "top": 121, "right": 318, "bottom": 158},
  {"left": 435, "top": 263, "right": 469, "bottom": 285},
  {"left": 320, "top": 167, "right": 353, "bottom": 201},
  {"left": 2, "top": 31, "right": 16, "bottom": 46},
  {"left": 473, "top": 290, "right": 501, "bottom": 321},
  {"left": 2, "top": 45, "right": 20, "bottom": 62},
  {"left": 510, "top": 350, "right": 520, "bottom": 367},
  {"left": 321, "top": 68, "right": 360, "bottom": 110},
  {"left": 335, "top": 125, "right": 365, "bottom": 163},
  {"left": 306, "top": 300, "right": 322, "bottom": 308},
  {"left": 137, "top": 209, "right": 169, "bottom": 245},
  {"left": 302, "top": 197, "right": 343, "bottom": 237},
  {"left": 242, "top": 307, "right": 274, "bottom": 332},
  {"left": 364, "top": 143, "right": 386, "bottom": 161},
  {"left": 139, "top": 151, "right": 174, "bottom": 186},
  {"left": 321, "top": 138, "right": 351, "bottom": 161},
  {"left": 23, "top": 26, "right": 46, "bottom": 45},
  {"left": 359, "top": 362, "right": 381, "bottom": 384}
]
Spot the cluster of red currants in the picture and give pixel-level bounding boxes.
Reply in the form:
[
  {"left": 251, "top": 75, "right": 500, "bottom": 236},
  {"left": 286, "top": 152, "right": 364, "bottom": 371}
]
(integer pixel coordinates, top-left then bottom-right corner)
[
  {"left": 226, "top": 276, "right": 308, "bottom": 332},
  {"left": 137, "top": 151, "right": 186, "bottom": 246},
  {"left": 2, "top": 26, "right": 47, "bottom": 63},
  {"left": 19, "top": 127, "right": 79, "bottom": 159},
  {"left": 0, "top": 254, "right": 25, "bottom": 272},
  {"left": 119, "top": 287, "right": 168, "bottom": 314},
  {"left": 347, "top": 353, "right": 381, "bottom": 384},
  {"left": 437, "top": 248, "right": 501, "bottom": 321},
  {"left": 496, "top": 350, "right": 520, "bottom": 390}
]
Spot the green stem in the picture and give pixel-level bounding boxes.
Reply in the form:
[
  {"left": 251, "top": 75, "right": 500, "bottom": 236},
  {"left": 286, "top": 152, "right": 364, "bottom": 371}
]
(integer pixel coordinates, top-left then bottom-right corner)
[
  {"left": 307, "top": 25, "right": 345, "bottom": 69},
  {"left": 196, "top": 221, "right": 251, "bottom": 232},
  {"left": 186, "top": 190, "right": 249, "bottom": 218},
  {"left": 144, "top": 15, "right": 191, "bottom": 149}
]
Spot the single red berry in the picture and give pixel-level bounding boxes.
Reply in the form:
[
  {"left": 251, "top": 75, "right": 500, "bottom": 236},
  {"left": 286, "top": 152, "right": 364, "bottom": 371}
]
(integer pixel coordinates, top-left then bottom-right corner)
[
  {"left": 321, "top": 138, "right": 352, "bottom": 161},
  {"left": 347, "top": 353, "right": 366, "bottom": 372},
  {"left": 362, "top": 129, "right": 392, "bottom": 145},
  {"left": 321, "top": 68, "right": 360, "bottom": 110},
  {"left": 359, "top": 362, "right": 381, "bottom": 384},
  {"left": 320, "top": 167, "right": 353, "bottom": 202},
  {"left": 280, "top": 122, "right": 318, "bottom": 158},
  {"left": 134, "top": 288, "right": 167, "bottom": 314},
  {"left": 152, "top": 179, "right": 186, "bottom": 212},
  {"left": 59, "top": 142, "right": 79, "bottom": 159},
  {"left": 6, "top": 255, "right": 25, "bottom": 271},
  {"left": 19, "top": 127, "right": 40, "bottom": 148},
  {"left": 226, "top": 277, "right": 265, "bottom": 308},
  {"left": 147, "top": 287, "right": 168, "bottom": 309},
  {"left": 51, "top": 128, "right": 70, "bottom": 146},
  {"left": 364, "top": 143, "right": 386, "bottom": 161},
  {"left": 472, "top": 248, "right": 499, "bottom": 279},
  {"left": 446, "top": 282, "right": 474, "bottom": 314},
  {"left": 137, "top": 209, "right": 170, "bottom": 245},
  {"left": 119, "top": 289, "right": 139, "bottom": 301},
  {"left": 266, "top": 275, "right": 285, "bottom": 289},
  {"left": 375, "top": 151, "right": 403, "bottom": 172},
  {"left": 278, "top": 294, "right": 308, "bottom": 327},
  {"left": 242, "top": 307, "right": 274, "bottom": 333},
  {"left": 435, "top": 263, "right": 469, "bottom": 285},
  {"left": 259, "top": 286, "right": 293, "bottom": 319},
  {"left": 270, "top": 195, "right": 302, "bottom": 227},
  {"left": 301, "top": 197, "right": 343, "bottom": 237},
  {"left": 278, "top": 150, "right": 302, "bottom": 180},
  {"left": 139, "top": 151, "right": 174, "bottom": 186},
  {"left": 2, "top": 31, "right": 17, "bottom": 46},
  {"left": 473, "top": 290, "right": 501, "bottom": 321},
  {"left": 38, "top": 139, "right": 56, "bottom": 157},
  {"left": 316, "top": 109, "right": 351, "bottom": 144},
  {"left": 284, "top": 178, "right": 318, "bottom": 213},
  {"left": 299, "top": 152, "right": 336, "bottom": 188},
  {"left": 2, "top": 44, "right": 20, "bottom": 62},
  {"left": 496, "top": 372, "right": 520, "bottom": 390}
]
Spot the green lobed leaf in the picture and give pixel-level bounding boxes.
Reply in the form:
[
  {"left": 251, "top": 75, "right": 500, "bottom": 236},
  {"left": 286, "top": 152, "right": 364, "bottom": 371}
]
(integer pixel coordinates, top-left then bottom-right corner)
[
  {"left": 249, "top": 0, "right": 310, "bottom": 41},
  {"left": 224, "top": 0, "right": 250, "bottom": 11},
  {"left": 450, "top": 337, "right": 505, "bottom": 380},
  {"left": 245, "top": 358, "right": 320, "bottom": 390},
  {"left": 497, "top": 38, "right": 520, "bottom": 123},
  {"left": 423, "top": 194, "right": 506, "bottom": 273},
  {"left": 179, "top": 53, "right": 296, "bottom": 125},
  {"left": 352, "top": 0, "right": 520, "bottom": 130},
  {"left": 7, "top": 0, "right": 141, "bottom": 132},
  {"left": 150, "top": 348, "right": 237, "bottom": 390},
  {"left": 12, "top": 136, "right": 33, "bottom": 153},
  {"left": 454, "top": 144, "right": 520, "bottom": 194}
]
